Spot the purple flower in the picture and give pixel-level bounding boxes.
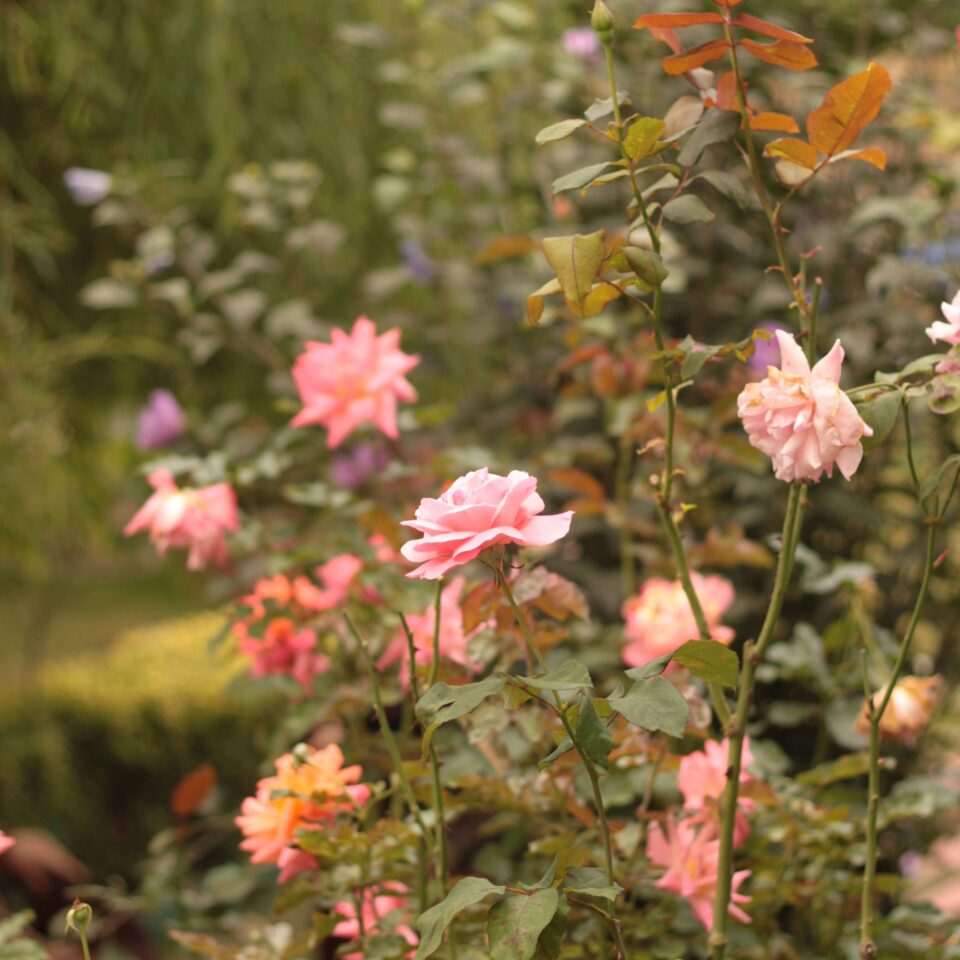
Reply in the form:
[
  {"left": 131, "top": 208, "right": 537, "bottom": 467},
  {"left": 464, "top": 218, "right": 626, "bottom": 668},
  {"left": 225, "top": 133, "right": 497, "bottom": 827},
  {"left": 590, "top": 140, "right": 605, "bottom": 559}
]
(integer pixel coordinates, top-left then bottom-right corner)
[
  {"left": 400, "top": 239, "right": 437, "bottom": 285},
  {"left": 136, "top": 390, "right": 186, "bottom": 450},
  {"left": 563, "top": 27, "right": 601, "bottom": 61},
  {"left": 329, "top": 443, "right": 390, "bottom": 489},
  {"left": 64, "top": 168, "right": 112, "bottom": 206},
  {"left": 748, "top": 322, "right": 790, "bottom": 375}
]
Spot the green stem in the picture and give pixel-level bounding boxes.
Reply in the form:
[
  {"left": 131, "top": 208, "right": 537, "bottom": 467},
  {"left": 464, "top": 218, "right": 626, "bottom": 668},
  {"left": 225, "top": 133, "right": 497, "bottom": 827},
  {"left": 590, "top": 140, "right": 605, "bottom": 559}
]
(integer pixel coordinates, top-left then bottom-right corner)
[
  {"left": 494, "top": 568, "right": 620, "bottom": 910},
  {"left": 616, "top": 435, "right": 637, "bottom": 598},
  {"left": 78, "top": 931, "right": 93, "bottom": 960},
  {"left": 709, "top": 484, "right": 804, "bottom": 960},
  {"left": 429, "top": 581, "right": 443, "bottom": 688}
]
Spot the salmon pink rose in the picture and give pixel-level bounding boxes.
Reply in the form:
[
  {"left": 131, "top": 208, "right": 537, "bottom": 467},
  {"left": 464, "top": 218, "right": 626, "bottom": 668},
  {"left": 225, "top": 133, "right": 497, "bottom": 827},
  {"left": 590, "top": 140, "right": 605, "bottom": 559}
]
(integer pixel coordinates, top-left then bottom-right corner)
[
  {"left": 737, "top": 331, "right": 872, "bottom": 483},
  {"left": 291, "top": 316, "right": 419, "bottom": 448},
  {"left": 856, "top": 675, "right": 942, "bottom": 746},
  {"left": 400, "top": 468, "right": 573, "bottom": 579},
  {"left": 0, "top": 831, "right": 14, "bottom": 855},
  {"left": 124, "top": 470, "right": 239, "bottom": 570},
  {"left": 333, "top": 884, "right": 418, "bottom": 960}
]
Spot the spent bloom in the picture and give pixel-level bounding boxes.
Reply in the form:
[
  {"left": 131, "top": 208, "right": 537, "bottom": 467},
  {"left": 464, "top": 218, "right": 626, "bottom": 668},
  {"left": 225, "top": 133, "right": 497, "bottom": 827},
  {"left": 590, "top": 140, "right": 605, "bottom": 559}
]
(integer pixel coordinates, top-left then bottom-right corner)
[
  {"left": 0, "top": 832, "right": 14, "bottom": 856},
  {"left": 621, "top": 572, "right": 734, "bottom": 668},
  {"left": 856, "top": 675, "right": 942, "bottom": 746},
  {"left": 236, "top": 744, "right": 370, "bottom": 883},
  {"left": 647, "top": 816, "right": 751, "bottom": 931},
  {"left": 400, "top": 468, "right": 573, "bottom": 579},
  {"left": 63, "top": 167, "right": 112, "bottom": 205},
  {"left": 926, "top": 291, "right": 960, "bottom": 346},
  {"left": 124, "top": 470, "right": 239, "bottom": 570},
  {"left": 291, "top": 316, "right": 419, "bottom": 448},
  {"left": 378, "top": 578, "right": 486, "bottom": 688},
  {"left": 136, "top": 389, "right": 186, "bottom": 450},
  {"left": 333, "top": 885, "right": 418, "bottom": 960},
  {"left": 738, "top": 331, "right": 872, "bottom": 483}
]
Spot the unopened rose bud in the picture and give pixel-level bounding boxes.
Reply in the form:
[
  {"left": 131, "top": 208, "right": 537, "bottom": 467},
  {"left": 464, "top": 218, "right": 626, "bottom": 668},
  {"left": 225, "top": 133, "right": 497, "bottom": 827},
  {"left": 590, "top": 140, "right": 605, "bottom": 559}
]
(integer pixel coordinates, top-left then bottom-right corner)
[
  {"left": 291, "top": 743, "right": 312, "bottom": 766},
  {"left": 66, "top": 901, "right": 93, "bottom": 935},
  {"left": 591, "top": 0, "right": 615, "bottom": 43}
]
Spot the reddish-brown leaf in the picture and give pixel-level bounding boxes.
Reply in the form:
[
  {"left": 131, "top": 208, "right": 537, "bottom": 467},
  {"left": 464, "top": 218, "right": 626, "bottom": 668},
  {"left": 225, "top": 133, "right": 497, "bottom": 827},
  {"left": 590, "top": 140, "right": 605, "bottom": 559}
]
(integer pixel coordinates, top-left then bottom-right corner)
[
  {"left": 732, "top": 13, "right": 813, "bottom": 43},
  {"left": 806, "top": 62, "right": 892, "bottom": 158},
  {"left": 715, "top": 71, "right": 740, "bottom": 111},
  {"left": 634, "top": 12, "right": 724, "bottom": 29},
  {"left": 749, "top": 111, "right": 800, "bottom": 133},
  {"left": 546, "top": 467, "right": 606, "bottom": 501},
  {"left": 663, "top": 39, "right": 730, "bottom": 76},
  {"left": 649, "top": 27, "right": 682, "bottom": 53},
  {"left": 830, "top": 147, "right": 888, "bottom": 170},
  {"left": 738, "top": 38, "right": 818, "bottom": 71},
  {"left": 171, "top": 764, "right": 217, "bottom": 819},
  {"left": 474, "top": 235, "right": 539, "bottom": 265},
  {"left": 764, "top": 138, "right": 819, "bottom": 169}
]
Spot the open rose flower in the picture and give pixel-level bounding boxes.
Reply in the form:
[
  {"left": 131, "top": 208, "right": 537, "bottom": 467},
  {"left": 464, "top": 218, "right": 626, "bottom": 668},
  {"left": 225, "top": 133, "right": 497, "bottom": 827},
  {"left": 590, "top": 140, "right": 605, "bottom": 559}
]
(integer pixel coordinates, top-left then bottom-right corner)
[
  {"left": 0, "top": 832, "right": 14, "bottom": 855},
  {"left": 647, "top": 815, "right": 751, "bottom": 932},
  {"left": 291, "top": 316, "right": 419, "bottom": 448},
  {"left": 622, "top": 572, "right": 734, "bottom": 667},
  {"left": 856, "top": 675, "right": 942, "bottom": 746},
  {"left": 238, "top": 618, "right": 329, "bottom": 691},
  {"left": 737, "top": 331, "right": 872, "bottom": 483},
  {"left": 378, "top": 578, "right": 487, "bottom": 688},
  {"left": 333, "top": 884, "right": 418, "bottom": 960},
  {"left": 236, "top": 744, "right": 369, "bottom": 883},
  {"left": 679, "top": 737, "right": 755, "bottom": 846},
  {"left": 124, "top": 470, "right": 239, "bottom": 570},
  {"left": 400, "top": 468, "right": 573, "bottom": 579},
  {"left": 925, "top": 291, "right": 960, "bottom": 345}
]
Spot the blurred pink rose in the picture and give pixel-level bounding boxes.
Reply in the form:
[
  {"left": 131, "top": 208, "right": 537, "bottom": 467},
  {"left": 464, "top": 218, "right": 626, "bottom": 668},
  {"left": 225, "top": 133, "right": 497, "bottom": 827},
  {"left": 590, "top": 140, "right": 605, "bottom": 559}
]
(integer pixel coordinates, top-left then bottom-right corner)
[
  {"left": 856, "top": 675, "right": 942, "bottom": 746},
  {"left": 124, "top": 470, "right": 239, "bottom": 570},
  {"left": 679, "top": 737, "right": 754, "bottom": 846},
  {"left": 400, "top": 468, "right": 573, "bottom": 579},
  {"left": 926, "top": 291, "right": 960, "bottom": 345},
  {"left": 621, "top": 572, "right": 734, "bottom": 667},
  {"left": 563, "top": 26, "right": 601, "bottom": 60},
  {"left": 378, "top": 578, "right": 487, "bottom": 688},
  {"left": 737, "top": 331, "right": 872, "bottom": 483},
  {"left": 291, "top": 316, "right": 419, "bottom": 448},
  {"left": 333, "top": 884, "right": 418, "bottom": 960},
  {"left": 238, "top": 617, "right": 330, "bottom": 691},
  {"left": 647, "top": 816, "right": 751, "bottom": 931},
  {"left": 0, "top": 831, "right": 15, "bottom": 855}
]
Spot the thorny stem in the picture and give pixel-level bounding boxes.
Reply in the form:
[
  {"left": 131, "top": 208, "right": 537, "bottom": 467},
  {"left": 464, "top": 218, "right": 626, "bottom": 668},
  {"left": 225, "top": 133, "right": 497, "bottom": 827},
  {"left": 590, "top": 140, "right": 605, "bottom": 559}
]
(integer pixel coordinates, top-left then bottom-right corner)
[
  {"left": 494, "top": 566, "right": 625, "bottom": 957},
  {"left": 709, "top": 484, "right": 805, "bottom": 960}
]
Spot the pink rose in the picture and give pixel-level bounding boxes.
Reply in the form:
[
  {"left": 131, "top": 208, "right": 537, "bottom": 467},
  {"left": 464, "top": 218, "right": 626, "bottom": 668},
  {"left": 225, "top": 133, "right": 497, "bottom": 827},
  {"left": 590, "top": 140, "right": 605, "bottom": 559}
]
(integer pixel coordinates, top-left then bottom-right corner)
[
  {"left": 737, "top": 331, "right": 872, "bottom": 483},
  {"left": 622, "top": 572, "right": 734, "bottom": 668},
  {"left": 291, "top": 316, "right": 419, "bottom": 448},
  {"left": 647, "top": 815, "right": 751, "bottom": 932},
  {"left": 238, "top": 617, "right": 330, "bottom": 691},
  {"left": 124, "top": 470, "right": 239, "bottom": 570},
  {"left": 679, "top": 737, "right": 755, "bottom": 847},
  {"left": 332, "top": 885, "right": 418, "bottom": 960},
  {"left": 400, "top": 468, "right": 573, "bottom": 580},
  {"left": 926, "top": 291, "right": 960, "bottom": 345},
  {"left": 0, "top": 831, "right": 15, "bottom": 856}
]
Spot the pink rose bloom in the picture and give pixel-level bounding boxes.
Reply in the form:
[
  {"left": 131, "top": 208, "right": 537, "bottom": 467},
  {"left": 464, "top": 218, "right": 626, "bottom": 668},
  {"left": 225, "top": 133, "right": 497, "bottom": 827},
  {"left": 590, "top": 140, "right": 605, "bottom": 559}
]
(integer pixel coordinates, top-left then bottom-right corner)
[
  {"left": 333, "top": 884, "right": 418, "bottom": 960},
  {"left": 291, "top": 316, "right": 419, "bottom": 448},
  {"left": 378, "top": 578, "right": 487, "bottom": 688},
  {"left": 737, "top": 331, "right": 872, "bottom": 483},
  {"left": 0, "top": 831, "right": 15, "bottom": 855},
  {"left": 400, "top": 468, "right": 573, "bottom": 579},
  {"left": 926, "top": 291, "right": 960, "bottom": 345},
  {"left": 679, "top": 738, "right": 755, "bottom": 847},
  {"left": 369, "top": 534, "right": 399, "bottom": 564},
  {"left": 622, "top": 572, "right": 734, "bottom": 668},
  {"left": 124, "top": 470, "right": 239, "bottom": 570},
  {"left": 238, "top": 617, "right": 330, "bottom": 691},
  {"left": 647, "top": 816, "right": 751, "bottom": 931}
]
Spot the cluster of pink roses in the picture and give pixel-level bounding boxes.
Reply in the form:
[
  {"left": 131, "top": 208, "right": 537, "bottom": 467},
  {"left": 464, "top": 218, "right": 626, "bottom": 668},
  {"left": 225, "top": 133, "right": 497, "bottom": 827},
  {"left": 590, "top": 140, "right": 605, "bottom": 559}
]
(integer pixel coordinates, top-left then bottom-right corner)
[
  {"left": 647, "top": 738, "right": 757, "bottom": 931},
  {"left": 332, "top": 885, "right": 418, "bottom": 960}
]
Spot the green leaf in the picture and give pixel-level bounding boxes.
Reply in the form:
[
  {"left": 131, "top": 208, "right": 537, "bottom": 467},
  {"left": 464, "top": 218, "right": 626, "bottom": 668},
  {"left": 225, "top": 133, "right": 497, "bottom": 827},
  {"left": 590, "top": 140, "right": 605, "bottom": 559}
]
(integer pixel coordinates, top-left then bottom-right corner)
[
  {"left": 562, "top": 866, "right": 623, "bottom": 903},
  {"left": 533, "top": 899, "right": 567, "bottom": 960},
  {"left": 624, "top": 117, "right": 667, "bottom": 161},
  {"left": 624, "top": 651, "right": 673, "bottom": 680},
  {"left": 542, "top": 232, "right": 607, "bottom": 315},
  {"left": 919, "top": 453, "right": 960, "bottom": 502},
  {"left": 517, "top": 660, "right": 592, "bottom": 692},
  {"left": 662, "top": 194, "right": 715, "bottom": 224},
  {"left": 856, "top": 389, "right": 901, "bottom": 451},
  {"left": 677, "top": 110, "right": 741, "bottom": 166},
  {"left": 585, "top": 92, "right": 631, "bottom": 122},
  {"left": 927, "top": 373, "right": 960, "bottom": 415},
  {"left": 696, "top": 169, "right": 750, "bottom": 208},
  {"left": 797, "top": 751, "right": 871, "bottom": 787},
  {"left": 536, "top": 119, "right": 587, "bottom": 146},
  {"left": 487, "top": 889, "right": 561, "bottom": 960},
  {"left": 623, "top": 247, "right": 669, "bottom": 287},
  {"left": 608, "top": 676, "right": 689, "bottom": 738},
  {"left": 576, "top": 698, "right": 613, "bottom": 770},
  {"left": 80, "top": 277, "right": 139, "bottom": 309},
  {"left": 552, "top": 163, "right": 613, "bottom": 195},
  {"left": 672, "top": 640, "right": 739, "bottom": 688},
  {"left": 0, "top": 914, "right": 48, "bottom": 960},
  {"left": 415, "top": 878, "right": 506, "bottom": 959},
  {"left": 416, "top": 676, "right": 507, "bottom": 752}
]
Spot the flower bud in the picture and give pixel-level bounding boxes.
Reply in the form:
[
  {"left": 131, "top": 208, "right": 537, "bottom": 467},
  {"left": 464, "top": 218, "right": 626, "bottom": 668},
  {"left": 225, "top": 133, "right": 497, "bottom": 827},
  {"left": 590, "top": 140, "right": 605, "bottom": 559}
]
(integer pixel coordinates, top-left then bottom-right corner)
[
  {"left": 591, "top": 1, "right": 615, "bottom": 44},
  {"left": 66, "top": 901, "right": 93, "bottom": 936},
  {"left": 291, "top": 743, "right": 313, "bottom": 766}
]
